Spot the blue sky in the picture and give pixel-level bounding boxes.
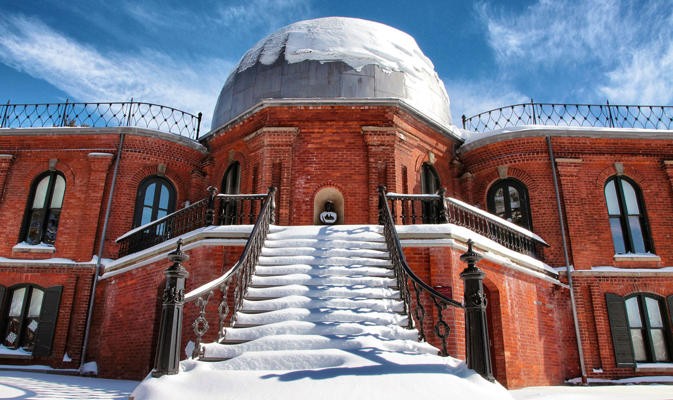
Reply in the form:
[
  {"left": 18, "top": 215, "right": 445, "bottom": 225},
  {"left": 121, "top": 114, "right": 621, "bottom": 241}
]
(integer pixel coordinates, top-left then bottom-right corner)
[{"left": 1, "top": 0, "right": 671, "bottom": 127}]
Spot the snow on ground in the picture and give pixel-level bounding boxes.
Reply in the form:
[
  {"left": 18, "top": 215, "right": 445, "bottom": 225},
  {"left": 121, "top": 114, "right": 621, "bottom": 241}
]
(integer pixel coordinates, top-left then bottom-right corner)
[
  {"left": 1, "top": 370, "right": 672, "bottom": 400},
  {"left": 0, "top": 369, "right": 138, "bottom": 399}
]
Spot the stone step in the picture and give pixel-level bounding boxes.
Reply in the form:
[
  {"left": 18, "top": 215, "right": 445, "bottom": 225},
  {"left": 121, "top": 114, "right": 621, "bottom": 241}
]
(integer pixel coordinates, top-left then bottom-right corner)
[
  {"left": 254, "top": 264, "right": 393, "bottom": 278},
  {"left": 245, "top": 284, "right": 400, "bottom": 300},
  {"left": 263, "top": 238, "right": 387, "bottom": 250},
  {"left": 257, "top": 255, "right": 392, "bottom": 267},
  {"left": 250, "top": 274, "right": 397, "bottom": 287},
  {"left": 233, "top": 307, "right": 408, "bottom": 327},
  {"left": 260, "top": 246, "right": 390, "bottom": 259},
  {"left": 239, "top": 295, "right": 404, "bottom": 313}
]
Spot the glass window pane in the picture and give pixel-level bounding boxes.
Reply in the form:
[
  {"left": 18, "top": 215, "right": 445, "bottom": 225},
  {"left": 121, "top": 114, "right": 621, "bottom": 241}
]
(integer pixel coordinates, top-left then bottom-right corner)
[
  {"left": 625, "top": 297, "right": 642, "bottom": 327},
  {"left": 610, "top": 218, "right": 626, "bottom": 254},
  {"left": 27, "top": 289, "right": 43, "bottom": 318},
  {"left": 8, "top": 288, "right": 26, "bottom": 317},
  {"left": 143, "top": 183, "right": 156, "bottom": 206},
  {"left": 651, "top": 329, "right": 670, "bottom": 362},
  {"left": 645, "top": 297, "right": 663, "bottom": 328},
  {"left": 627, "top": 216, "right": 646, "bottom": 253},
  {"left": 622, "top": 181, "right": 640, "bottom": 214},
  {"left": 159, "top": 185, "right": 169, "bottom": 209},
  {"left": 156, "top": 209, "right": 167, "bottom": 220},
  {"left": 630, "top": 329, "right": 647, "bottom": 361},
  {"left": 605, "top": 180, "right": 621, "bottom": 215},
  {"left": 32, "top": 177, "right": 50, "bottom": 208},
  {"left": 50, "top": 176, "right": 66, "bottom": 208},
  {"left": 494, "top": 188, "right": 505, "bottom": 216},
  {"left": 141, "top": 207, "right": 153, "bottom": 225},
  {"left": 508, "top": 186, "right": 521, "bottom": 210}
]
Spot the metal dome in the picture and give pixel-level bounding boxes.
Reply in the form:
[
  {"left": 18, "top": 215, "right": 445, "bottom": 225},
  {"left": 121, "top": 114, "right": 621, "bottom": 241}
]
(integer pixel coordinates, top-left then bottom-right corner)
[{"left": 211, "top": 17, "right": 452, "bottom": 130}]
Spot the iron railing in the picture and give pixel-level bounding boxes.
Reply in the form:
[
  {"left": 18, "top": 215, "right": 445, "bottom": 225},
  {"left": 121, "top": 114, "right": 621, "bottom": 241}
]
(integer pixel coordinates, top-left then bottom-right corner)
[
  {"left": 378, "top": 186, "right": 463, "bottom": 356},
  {"left": 462, "top": 100, "right": 673, "bottom": 133},
  {"left": 384, "top": 191, "right": 544, "bottom": 257},
  {"left": 116, "top": 188, "right": 271, "bottom": 257},
  {"left": 184, "top": 187, "right": 276, "bottom": 359},
  {"left": 0, "top": 100, "right": 202, "bottom": 139}
]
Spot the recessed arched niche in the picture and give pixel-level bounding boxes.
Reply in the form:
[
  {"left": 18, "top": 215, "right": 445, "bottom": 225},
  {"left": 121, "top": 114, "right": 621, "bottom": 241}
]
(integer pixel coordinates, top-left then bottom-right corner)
[{"left": 313, "top": 187, "right": 344, "bottom": 225}]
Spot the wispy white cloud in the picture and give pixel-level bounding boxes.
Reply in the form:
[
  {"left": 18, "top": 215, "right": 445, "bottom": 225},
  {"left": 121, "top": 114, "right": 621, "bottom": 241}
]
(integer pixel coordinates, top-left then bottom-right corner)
[
  {"left": 444, "top": 79, "right": 528, "bottom": 124},
  {"left": 477, "top": 0, "right": 673, "bottom": 104},
  {"left": 0, "top": 14, "right": 233, "bottom": 127}
]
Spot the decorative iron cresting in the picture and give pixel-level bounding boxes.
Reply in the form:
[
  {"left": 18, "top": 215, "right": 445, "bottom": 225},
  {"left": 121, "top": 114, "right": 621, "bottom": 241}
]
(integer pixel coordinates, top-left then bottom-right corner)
[
  {"left": 462, "top": 100, "right": 673, "bottom": 133},
  {"left": 0, "top": 100, "right": 202, "bottom": 139},
  {"left": 384, "top": 192, "right": 543, "bottom": 257},
  {"left": 378, "top": 186, "right": 463, "bottom": 356},
  {"left": 183, "top": 187, "right": 276, "bottom": 359}
]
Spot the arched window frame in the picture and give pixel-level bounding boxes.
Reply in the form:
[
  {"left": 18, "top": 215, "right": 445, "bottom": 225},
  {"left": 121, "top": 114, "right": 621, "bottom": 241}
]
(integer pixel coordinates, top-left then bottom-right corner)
[
  {"left": 20, "top": 171, "right": 66, "bottom": 245},
  {"left": 486, "top": 178, "right": 532, "bottom": 230},
  {"left": 133, "top": 176, "right": 177, "bottom": 228},
  {"left": 0, "top": 283, "right": 62, "bottom": 356},
  {"left": 420, "top": 163, "right": 441, "bottom": 223},
  {"left": 222, "top": 162, "right": 241, "bottom": 195},
  {"left": 604, "top": 176, "right": 653, "bottom": 254}
]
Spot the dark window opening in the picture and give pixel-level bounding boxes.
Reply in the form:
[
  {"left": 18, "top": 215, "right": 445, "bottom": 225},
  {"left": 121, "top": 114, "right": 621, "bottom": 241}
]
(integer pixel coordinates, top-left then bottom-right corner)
[
  {"left": 421, "top": 163, "right": 441, "bottom": 223},
  {"left": 21, "top": 171, "right": 66, "bottom": 245},
  {"left": 487, "top": 178, "right": 532, "bottom": 230}
]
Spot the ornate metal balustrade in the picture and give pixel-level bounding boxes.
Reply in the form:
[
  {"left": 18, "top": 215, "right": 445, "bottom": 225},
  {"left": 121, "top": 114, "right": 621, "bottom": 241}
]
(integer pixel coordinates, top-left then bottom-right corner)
[
  {"left": 378, "top": 186, "right": 463, "bottom": 356},
  {"left": 384, "top": 191, "right": 544, "bottom": 257},
  {"left": 0, "top": 100, "right": 202, "bottom": 139},
  {"left": 183, "top": 187, "right": 276, "bottom": 359},
  {"left": 116, "top": 188, "right": 271, "bottom": 257},
  {"left": 462, "top": 100, "right": 673, "bottom": 133}
]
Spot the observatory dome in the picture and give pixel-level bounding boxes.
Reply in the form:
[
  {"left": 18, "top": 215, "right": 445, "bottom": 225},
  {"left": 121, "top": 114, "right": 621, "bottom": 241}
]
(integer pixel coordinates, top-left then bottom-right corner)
[{"left": 211, "top": 17, "right": 452, "bottom": 130}]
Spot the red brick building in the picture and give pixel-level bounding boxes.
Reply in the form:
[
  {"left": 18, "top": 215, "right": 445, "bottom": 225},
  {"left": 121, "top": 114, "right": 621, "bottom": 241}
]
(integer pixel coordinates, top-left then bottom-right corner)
[{"left": 0, "top": 17, "right": 671, "bottom": 388}]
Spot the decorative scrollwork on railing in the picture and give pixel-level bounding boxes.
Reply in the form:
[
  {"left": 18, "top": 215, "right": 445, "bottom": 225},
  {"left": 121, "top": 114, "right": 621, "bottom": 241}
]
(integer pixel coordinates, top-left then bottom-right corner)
[
  {"left": 183, "top": 187, "right": 276, "bottom": 360},
  {"left": 462, "top": 100, "right": 673, "bottom": 133},
  {"left": 384, "top": 192, "right": 546, "bottom": 257},
  {"left": 0, "top": 100, "right": 202, "bottom": 139},
  {"left": 378, "top": 186, "right": 463, "bottom": 356}
]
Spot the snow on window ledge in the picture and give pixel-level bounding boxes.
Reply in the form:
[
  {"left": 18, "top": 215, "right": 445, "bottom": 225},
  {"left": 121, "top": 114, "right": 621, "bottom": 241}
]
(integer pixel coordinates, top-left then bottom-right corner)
[
  {"left": 12, "top": 242, "right": 56, "bottom": 254},
  {"left": 0, "top": 345, "right": 32, "bottom": 358},
  {"left": 636, "top": 362, "right": 673, "bottom": 372},
  {"left": 613, "top": 253, "right": 661, "bottom": 262}
]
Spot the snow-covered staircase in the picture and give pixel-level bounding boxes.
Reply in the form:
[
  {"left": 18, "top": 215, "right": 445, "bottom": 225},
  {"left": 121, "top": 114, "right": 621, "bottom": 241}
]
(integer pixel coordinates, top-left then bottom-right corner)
[
  {"left": 133, "top": 225, "right": 510, "bottom": 399},
  {"left": 201, "top": 225, "right": 438, "bottom": 362}
]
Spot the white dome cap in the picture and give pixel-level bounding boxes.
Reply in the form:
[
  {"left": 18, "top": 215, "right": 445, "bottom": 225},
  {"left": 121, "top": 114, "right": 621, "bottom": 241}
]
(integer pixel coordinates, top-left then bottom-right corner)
[{"left": 212, "top": 17, "right": 452, "bottom": 130}]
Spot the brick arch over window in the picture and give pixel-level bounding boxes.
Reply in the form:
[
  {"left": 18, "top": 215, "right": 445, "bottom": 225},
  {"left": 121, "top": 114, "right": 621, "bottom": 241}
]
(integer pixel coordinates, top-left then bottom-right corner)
[
  {"left": 311, "top": 182, "right": 347, "bottom": 224},
  {"left": 20, "top": 170, "right": 66, "bottom": 245},
  {"left": 476, "top": 167, "right": 539, "bottom": 206},
  {"left": 213, "top": 152, "right": 248, "bottom": 193}
]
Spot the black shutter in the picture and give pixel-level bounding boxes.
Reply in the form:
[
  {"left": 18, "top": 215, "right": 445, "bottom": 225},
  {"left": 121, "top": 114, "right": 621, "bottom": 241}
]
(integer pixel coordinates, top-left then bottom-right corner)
[
  {"left": 0, "top": 285, "right": 6, "bottom": 336},
  {"left": 605, "top": 293, "right": 634, "bottom": 367},
  {"left": 667, "top": 295, "right": 673, "bottom": 326},
  {"left": 32, "top": 286, "right": 62, "bottom": 357}
]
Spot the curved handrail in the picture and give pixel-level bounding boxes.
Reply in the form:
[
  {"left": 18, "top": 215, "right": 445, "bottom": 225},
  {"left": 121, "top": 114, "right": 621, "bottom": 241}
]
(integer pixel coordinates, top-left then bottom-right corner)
[
  {"left": 184, "top": 187, "right": 276, "bottom": 358},
  {"left": 378, "top": 186, "right": 462, "bottom": 356}
]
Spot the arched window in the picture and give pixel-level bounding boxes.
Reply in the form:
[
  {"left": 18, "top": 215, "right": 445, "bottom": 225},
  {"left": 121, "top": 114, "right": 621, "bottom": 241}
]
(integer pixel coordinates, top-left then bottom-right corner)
[
  {"left": 421, "top": 163, "right": 441, "bottom": 223},
  {"left": 220, "top": 162, "right": 241, "bottom": 225},
  {"left": 222, "top": 162, "right": 240, "bottom": 195},
  {"left": 606, "top": 292, "right": 672, "bottom": 365},
  {"left": 22, "top": 171, "right": 66, "bottom": 245},
  {"left": 133, "top": 176, "right": 176, "bottom": 227},
  {"left": 604, "top": 176, "right": 652, "bottom": 254},
  {"left": 487, "top": 179, "right": 532, "bottom": 230},
  {"left": 0, "top": 284, "right": 62, "bottom": 356}
]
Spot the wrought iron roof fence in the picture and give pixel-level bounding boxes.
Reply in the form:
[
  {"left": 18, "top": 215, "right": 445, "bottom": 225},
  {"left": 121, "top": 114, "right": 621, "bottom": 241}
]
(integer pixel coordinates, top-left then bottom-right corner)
[
  {"left": 462, "top": 100, "right": 673, "bottom": 133},
  {"left": 0, "top": 100, "right": 202, "bottom": 139}
]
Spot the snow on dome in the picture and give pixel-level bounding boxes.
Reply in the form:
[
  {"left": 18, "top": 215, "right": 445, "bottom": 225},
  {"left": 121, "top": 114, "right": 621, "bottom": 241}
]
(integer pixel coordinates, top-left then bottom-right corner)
[{"left": 211, "top": 17, "right": 453, "bottom": 130}]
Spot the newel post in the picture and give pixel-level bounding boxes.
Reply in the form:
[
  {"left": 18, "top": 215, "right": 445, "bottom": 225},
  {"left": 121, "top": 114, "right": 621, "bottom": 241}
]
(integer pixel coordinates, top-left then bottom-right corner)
[
  {"left": 460, "top": 239, "right": 494, "bottom": 382},
  {"left": 152, "top": 239, "right": 190, "bottom": 377},
  {"left": 437, "top": 188, "right": 449, "bottom": 223},
  {"left": 205, "top": 186, "right": 217, "bottom": 226}
]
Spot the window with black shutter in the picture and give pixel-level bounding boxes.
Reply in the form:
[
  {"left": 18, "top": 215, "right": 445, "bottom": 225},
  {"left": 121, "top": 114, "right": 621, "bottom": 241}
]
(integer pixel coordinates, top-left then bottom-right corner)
[{"left": 1, "top": 284, "right": 62, "bottom": 356}]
